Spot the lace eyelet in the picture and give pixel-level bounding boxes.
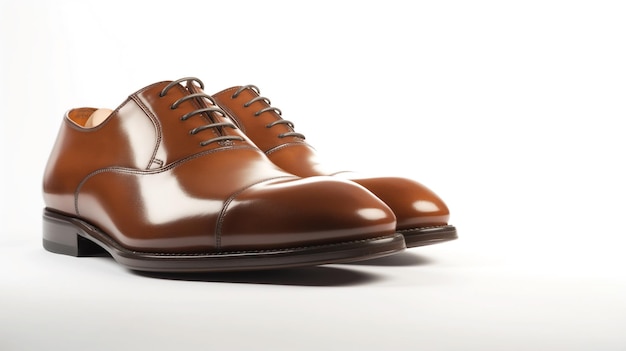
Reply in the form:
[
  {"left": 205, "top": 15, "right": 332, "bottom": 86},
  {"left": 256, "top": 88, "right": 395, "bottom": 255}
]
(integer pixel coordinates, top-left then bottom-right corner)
[
  {"left": 254, "top": 112, "right": 260, "bottom": 117},
  {"left": 243, "top": 102, "right": 251, "bottom": 108},
  {"left": 170, "top": 105, "right": 177, "bottom": 110}
]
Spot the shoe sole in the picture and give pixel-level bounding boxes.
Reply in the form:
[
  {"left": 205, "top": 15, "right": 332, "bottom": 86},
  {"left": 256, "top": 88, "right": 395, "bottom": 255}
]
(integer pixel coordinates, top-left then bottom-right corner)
[
  {"left": 42, "top": 209, "right": 406, "bottom": 272},
  {"left": 399, "top": 225, "right": 458, "bottom": 248}
]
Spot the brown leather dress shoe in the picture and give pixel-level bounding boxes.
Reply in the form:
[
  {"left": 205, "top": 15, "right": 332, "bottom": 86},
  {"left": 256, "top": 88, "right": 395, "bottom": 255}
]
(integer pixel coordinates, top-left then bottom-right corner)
[
  {"left": 212, "top": 85, "right": 457, "bottom": 248},
  {"left": 42, "top": 78, "right": 405, "bottom": 272}
]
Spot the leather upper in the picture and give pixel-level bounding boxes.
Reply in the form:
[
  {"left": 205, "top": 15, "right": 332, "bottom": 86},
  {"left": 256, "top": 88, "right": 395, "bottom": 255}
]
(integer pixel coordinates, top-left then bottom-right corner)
[
  {"left": 212, "top": 86, "right": 450, "bottom": 230},
  {"left": 43, "top": 80, "right": 397, "bottom": 253}
]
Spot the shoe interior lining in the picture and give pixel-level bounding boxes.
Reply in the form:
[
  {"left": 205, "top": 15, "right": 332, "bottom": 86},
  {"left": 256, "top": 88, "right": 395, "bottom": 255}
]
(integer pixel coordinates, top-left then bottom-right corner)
[{"left": 68, "top": 108, "right": 114, "bottom": 128}]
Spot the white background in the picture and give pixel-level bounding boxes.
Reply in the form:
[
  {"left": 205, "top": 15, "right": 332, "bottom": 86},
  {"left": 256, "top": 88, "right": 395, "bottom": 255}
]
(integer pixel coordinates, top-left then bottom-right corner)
[{"left": 2, "top": 1, "right": 626, "bottom": 350}]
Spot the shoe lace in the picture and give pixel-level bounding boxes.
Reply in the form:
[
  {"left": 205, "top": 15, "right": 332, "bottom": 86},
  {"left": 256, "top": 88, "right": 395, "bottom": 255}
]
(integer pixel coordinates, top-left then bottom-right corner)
[
  {"left": 160, "top": 77, "right": 244, "bottom": 147},
  {"left": 231, "top": 85, "right": 306, "bottom": 139}
]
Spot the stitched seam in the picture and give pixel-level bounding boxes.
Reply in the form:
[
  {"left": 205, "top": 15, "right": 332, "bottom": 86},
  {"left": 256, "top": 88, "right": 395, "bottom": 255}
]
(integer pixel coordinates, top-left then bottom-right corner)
[
  {"left": 265, "top": 141, "right": 311, "bottom": 155},
  {"left": 130, "top": 95, "right": 163, "bottom": 170},
  {"left": 213, "top": 86, "right": 240, "bottom": 97},
  {"left": 74, "top": 145, "right": 257, "bottom": 215},
  {"left": 399, "top": 225, "right": 451, "bottom": 233},
  {"left": 214, "top": 176, "right": 296, "bottom": 249}
]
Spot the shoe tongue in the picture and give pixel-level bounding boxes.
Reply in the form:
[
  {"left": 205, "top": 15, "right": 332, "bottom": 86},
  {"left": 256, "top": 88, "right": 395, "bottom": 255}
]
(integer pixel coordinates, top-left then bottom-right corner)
[
  {"left": 186, "top": 82, "right": 209, "bottom": 105},
  {"left": 184, "top": 81, "right": 219, "bottom": 122},
  {"left": 185, "top": 81, "right": 201, "bottom": 95},
  {"left": 180, "top": 79, "right": 245, "bottom": 141}
]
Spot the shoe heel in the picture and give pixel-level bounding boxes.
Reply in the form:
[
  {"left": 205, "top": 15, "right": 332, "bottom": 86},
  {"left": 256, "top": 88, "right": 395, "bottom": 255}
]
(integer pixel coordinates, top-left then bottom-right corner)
[{"left": 43, "top": 213, "right": 106, "bottom": 257}]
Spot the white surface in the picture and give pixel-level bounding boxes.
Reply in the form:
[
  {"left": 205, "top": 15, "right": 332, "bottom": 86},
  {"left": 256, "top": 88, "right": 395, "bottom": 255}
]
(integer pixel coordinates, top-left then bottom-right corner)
[{"left": 1, "top": 1, "right": 625, "bottom": 350}]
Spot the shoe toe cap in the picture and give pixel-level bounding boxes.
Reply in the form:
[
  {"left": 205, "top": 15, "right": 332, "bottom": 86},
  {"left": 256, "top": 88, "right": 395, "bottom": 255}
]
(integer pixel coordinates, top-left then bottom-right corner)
[
  {"left": 218, "top": 176, "right": 398, "bottom": 250},
  {"left": 350, "top": 176, "right": 450, "bottom": 230}
]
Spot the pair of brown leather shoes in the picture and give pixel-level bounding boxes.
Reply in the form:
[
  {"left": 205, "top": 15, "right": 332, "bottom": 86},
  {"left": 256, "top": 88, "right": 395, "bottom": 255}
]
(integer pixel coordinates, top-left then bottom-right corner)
[{"left": 42, "top": 77, "right": 456, "bottom": 272}]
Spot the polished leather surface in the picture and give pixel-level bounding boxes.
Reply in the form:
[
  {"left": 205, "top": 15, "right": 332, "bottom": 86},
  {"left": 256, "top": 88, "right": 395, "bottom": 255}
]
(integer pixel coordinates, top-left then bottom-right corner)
[
  {"left": 213, "top": 86, "right": 451, "bottom": 231},
  {"left": 43, "top": 80, "right": 397, "bottom": 253}
]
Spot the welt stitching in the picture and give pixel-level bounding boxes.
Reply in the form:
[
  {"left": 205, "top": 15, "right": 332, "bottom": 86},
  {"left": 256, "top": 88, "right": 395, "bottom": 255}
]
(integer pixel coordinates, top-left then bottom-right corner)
[
  {"left": 400, "top": 224, "right": 452, "bottom": 232},
  {"left": 50, "top": 208, "right": 399, "bottom": 256},
  {"left": 75, "top": 214, "right": 397, "bottom": 255},
  {"left": 145, "top": 234, "right": 396, "bottom": 256}
]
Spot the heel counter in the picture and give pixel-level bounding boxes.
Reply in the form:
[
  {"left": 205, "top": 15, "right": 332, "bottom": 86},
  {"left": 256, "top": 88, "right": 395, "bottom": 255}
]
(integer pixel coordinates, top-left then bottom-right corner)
[{"left": 43, "top": 112, "right": 81, "bottom": 215}]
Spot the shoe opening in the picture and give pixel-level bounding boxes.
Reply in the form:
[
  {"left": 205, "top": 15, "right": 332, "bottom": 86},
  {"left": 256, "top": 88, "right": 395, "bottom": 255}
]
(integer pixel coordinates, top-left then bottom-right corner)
[{"left": 67, "top": 108, "right": 113, "bottom": 128}]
